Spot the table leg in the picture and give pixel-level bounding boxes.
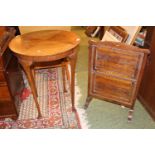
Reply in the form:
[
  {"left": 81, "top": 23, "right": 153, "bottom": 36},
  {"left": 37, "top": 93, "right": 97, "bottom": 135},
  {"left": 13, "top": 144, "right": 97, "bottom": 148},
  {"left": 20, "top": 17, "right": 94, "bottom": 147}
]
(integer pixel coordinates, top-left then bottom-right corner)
[
  {"left": 65, "top": 59, "right": 71, "bottom": 83},
  {"left": 62, "top": 62, "right": 67, "bottom": 93},
  {"left": 31, "top": 68, "right": 38, "bottom": 97},
  {"left": 19, "top": 60, "right": 42, "bottom": 118},
  {"left": 69, "top": 50, "right": 78, "bottom": 111}
]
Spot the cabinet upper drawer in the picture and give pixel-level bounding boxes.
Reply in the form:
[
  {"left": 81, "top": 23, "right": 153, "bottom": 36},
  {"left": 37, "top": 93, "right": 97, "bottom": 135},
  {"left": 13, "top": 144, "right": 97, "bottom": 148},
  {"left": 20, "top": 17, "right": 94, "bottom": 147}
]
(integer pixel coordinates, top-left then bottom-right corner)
[{"left": 93, "top": 48, "right": 143, "bottom": 80}]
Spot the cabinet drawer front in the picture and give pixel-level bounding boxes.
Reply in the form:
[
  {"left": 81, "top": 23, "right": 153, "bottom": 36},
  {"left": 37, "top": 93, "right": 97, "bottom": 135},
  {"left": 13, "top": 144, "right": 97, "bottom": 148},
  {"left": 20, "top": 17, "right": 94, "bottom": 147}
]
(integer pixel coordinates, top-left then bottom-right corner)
[
  {"left": 94, "top": 48, "right": 142, "bottom": 79},
  {"left": 0, "top": 85, "right": 11, "bottom": 100},
  {"left": 92, "top": 73, "right": 134, "bottom": 103}
]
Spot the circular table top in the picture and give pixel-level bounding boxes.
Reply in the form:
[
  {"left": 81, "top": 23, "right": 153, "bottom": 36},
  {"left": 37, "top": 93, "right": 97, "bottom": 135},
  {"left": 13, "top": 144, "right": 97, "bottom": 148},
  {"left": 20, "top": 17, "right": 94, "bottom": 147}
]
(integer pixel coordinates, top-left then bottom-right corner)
[{"left": 9, "top": 30, "right": 80, "bottom": 57}]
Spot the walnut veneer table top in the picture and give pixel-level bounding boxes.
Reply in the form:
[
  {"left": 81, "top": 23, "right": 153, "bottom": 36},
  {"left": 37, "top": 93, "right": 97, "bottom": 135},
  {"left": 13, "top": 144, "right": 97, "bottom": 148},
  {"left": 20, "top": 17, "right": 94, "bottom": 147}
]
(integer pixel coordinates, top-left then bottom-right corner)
[
  {"left": 9, "top": 30, "right": 80, "bottom": 57},
  {"left": 8, "top": 30, "right": 80, "bottom": 118}
]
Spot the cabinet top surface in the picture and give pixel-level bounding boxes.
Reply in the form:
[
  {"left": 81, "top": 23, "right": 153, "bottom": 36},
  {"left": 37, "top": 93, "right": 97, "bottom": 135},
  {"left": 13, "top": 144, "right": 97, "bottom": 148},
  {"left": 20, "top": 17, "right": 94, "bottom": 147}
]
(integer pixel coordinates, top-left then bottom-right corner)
[
  {"left": 9, "top": 30, "right": 80, "bottom": 57},
  {"left": 89, "top": 40, "right": 150, "bottom": 54}
]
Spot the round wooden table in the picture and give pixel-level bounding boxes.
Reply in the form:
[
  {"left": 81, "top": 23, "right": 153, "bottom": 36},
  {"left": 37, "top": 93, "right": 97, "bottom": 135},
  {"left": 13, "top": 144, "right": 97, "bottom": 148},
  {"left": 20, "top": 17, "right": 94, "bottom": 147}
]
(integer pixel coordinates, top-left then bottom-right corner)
[{"left": 9, "top": 30, "right": 80, "bottom": 118}]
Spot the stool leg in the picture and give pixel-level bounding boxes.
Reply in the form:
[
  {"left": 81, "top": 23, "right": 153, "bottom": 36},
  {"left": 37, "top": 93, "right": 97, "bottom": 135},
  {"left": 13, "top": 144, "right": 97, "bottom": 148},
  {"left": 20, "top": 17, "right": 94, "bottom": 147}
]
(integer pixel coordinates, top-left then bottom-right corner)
[{"left": 19, "top": 60, "right": 42, "bottom": 118}]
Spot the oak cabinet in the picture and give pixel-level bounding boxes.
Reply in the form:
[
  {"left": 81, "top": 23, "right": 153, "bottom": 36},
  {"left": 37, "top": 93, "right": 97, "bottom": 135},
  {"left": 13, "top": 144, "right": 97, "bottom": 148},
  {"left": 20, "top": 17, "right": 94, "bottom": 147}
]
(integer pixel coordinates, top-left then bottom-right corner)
[
  {"left": 0, "top": 27, "right": 24, "bottom": 120},
  {"left": 84, "top": 40, "right": 150, "bottom": 120}
]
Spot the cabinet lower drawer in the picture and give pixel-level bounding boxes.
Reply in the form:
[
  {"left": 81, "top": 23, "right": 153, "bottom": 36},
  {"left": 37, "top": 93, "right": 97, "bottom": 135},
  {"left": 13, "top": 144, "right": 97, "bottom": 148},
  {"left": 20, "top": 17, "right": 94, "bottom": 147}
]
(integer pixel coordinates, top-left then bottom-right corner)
[
  {"left": 91, "top": 73, "right": 134, "bottom": 104},
  {"left": 0, "top": 85, "right": 11, "bottom": 100},
  {"left": 0, "top": 70, "right": 6, "bottom": 82},
  {"left": 0, "top": 100, "right": 17, "bottom": 119}
]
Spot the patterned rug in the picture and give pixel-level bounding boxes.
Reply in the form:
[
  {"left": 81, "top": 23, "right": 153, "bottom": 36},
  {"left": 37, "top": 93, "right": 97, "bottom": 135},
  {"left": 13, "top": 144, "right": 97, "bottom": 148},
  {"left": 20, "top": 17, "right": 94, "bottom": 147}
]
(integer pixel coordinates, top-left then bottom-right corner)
[{"left": 0, "top": 68, "right": 81, "bottom": 129}]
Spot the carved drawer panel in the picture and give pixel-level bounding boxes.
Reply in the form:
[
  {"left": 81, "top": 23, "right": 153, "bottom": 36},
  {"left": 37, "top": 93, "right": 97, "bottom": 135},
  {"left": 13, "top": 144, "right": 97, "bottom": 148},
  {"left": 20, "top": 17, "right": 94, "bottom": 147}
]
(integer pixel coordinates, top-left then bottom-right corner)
[
  {"left": 92, "top": 73, "right": 134, "bottom": 104},
  {"left": 94, "top": 48, "right": 142, "bottom": 79}
]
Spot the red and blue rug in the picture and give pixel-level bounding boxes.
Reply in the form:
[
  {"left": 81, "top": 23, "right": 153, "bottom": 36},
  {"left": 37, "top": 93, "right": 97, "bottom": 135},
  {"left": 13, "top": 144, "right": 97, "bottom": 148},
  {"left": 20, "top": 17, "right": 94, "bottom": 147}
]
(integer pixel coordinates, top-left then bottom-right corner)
[{"left": 0, "top": 68, "right": 81, "bottom": 129}]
